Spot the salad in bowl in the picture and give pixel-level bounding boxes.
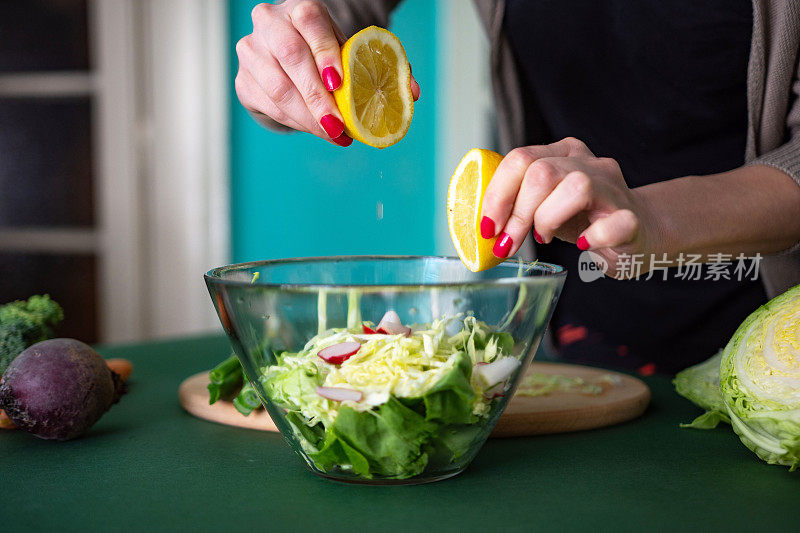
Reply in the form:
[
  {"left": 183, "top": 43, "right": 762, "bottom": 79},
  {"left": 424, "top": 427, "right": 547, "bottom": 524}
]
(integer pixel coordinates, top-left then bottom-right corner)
[
  {"left": 261, "top": 311, "right": 519, "bottom": 479},
  {"left": 205, "top": 256, "right": 565, "bottom": 484}
]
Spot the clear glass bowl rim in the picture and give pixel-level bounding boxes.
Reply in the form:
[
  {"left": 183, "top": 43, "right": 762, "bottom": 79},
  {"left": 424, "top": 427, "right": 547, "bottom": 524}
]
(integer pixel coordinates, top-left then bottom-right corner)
[{"left": 204, "top": 255, "right": 567, "bottom": 291}]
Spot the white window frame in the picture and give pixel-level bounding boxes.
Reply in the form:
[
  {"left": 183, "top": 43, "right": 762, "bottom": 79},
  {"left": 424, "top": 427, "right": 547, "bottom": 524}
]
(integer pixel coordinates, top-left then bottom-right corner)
[
  {"left": 92, "top": 0, "right": 145, "bottom": 342},
  {"left": 94, "top": 0, "right": 230, "bottom": 341},
  {"left": 0, "top": 0, "right": 230, "bottom": 343},
  {"left": 134, "top": 0, "right": 231, "bottom": 339}
]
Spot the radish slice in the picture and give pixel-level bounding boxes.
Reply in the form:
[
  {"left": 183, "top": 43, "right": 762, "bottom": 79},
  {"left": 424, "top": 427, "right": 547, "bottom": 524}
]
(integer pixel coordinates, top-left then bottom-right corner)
[
  {"left": 316, "top": 386, "right": 363, "bottom": 402},
  {"left": 379, "top": 309, "right": 402, "bottom": 325},
  {"left": 318, "top": 341, "right": 361, "bottom": 365},
  {"left": 473, "top": 357, "right": 520, "bottom": 387},
  {"left": 377, "top": 310, "right": 412, "bottom": 337},
  {"left": 362, "top": 324, "right": 378, "bottom": 334}
]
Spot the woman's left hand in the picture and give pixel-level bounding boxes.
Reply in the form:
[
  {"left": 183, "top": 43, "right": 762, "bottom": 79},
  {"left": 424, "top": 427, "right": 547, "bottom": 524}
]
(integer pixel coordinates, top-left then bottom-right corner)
[{"left": 480, "top": 137, "right": 660, "bottom": 278}]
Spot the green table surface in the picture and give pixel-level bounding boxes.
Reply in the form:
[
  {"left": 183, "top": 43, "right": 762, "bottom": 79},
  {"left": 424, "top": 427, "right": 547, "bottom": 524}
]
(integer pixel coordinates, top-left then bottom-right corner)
[{"left": 2, "top": 334, "right": 795, "bottom": 532}]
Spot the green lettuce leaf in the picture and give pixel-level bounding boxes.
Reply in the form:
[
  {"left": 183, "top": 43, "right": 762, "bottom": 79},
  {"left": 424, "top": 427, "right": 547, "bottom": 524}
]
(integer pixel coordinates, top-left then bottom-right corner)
[
  {"left": 309, "top": 397, "right": 437, "bottom": 479},
  {"left": 673, "top": 351, "right": 730, "bottom": 429},
  {"left": 432, "top": 424, "right": 482, "bottom": 461},
  {"left": 309, "top": 430, "right": 371, "bottom": 477},
  {"left": 418, "top": 351, "right": 477, "bottom": 425}
]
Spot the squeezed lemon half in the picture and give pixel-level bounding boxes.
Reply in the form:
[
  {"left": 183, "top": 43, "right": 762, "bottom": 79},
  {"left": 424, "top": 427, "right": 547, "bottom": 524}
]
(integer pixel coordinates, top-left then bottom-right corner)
[
  {"left": 447, "top": 148, "right": 504, "bottom": 272},
  {"left": 334, "top": 26, "right": 414, "bottom": 148}
]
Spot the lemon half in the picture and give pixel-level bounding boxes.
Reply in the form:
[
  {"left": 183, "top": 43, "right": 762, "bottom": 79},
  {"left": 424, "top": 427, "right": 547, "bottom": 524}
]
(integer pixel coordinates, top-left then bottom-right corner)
[
  {"left": 334, "top": 26, "right": 414, "bottom": 148},
  {"left": 447, "top": 148, "right": 504, "bottom": 272}
]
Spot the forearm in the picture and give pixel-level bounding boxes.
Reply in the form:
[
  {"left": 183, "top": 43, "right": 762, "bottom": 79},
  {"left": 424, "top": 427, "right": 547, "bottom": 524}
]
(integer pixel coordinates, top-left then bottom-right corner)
[{"left": 635, "top": 164, "right": 800, "bottom": 261}]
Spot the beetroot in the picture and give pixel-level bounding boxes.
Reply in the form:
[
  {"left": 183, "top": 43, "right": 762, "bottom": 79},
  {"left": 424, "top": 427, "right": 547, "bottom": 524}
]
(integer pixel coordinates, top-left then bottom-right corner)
[{"left": 0, "top": 338, "right": 126, "bottom": 440}]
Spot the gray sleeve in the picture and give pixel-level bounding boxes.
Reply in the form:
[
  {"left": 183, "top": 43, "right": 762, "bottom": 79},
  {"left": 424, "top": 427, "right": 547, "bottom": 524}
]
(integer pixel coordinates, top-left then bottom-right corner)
[
  {"left": 740, "top": 26, "right": 800, "bottom": 293},
  {"left": 748, "top": 48, "right": 800, "bottom": 189},
  {"left": 321, "top": 0, "right": 403, "bottom": 38},
  {"left": 749, "top": 138, "right": 800, "bottom": 188},
  {"left": 248, "top": 0, "right": 402, "bottom": 133},
  {"left": 747, "top": 44, "right": 800, "bottom": 254},
  {"left": 749, "top": 135, "right": 800, "bottom": 255}
]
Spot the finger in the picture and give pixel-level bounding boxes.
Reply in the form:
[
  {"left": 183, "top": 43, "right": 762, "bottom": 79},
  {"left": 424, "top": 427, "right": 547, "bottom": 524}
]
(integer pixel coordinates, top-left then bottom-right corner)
[
  {"left": 578, "top": 209, "right": 640, "bottom": 251},
  {"left": 235, "top": 69, "right": 305, "bottom": 131},
  {"left": 493, "top": 159, "right": 562, "bottom": 258},
  {"left": 481, "top": 145, "right": 569, "bottom": 239},
  {"left": 266, "top": 19, "right": 346, "bottom": 142},
  {"left": 324, "top": 14, "right": 355, "bottom": 138},
  {"left": 534, "top": 170, "right": 596, "bottom": 243},
  {"left": 407, "top": 62, "right": 421, "bottom": 101},
  {"left": 290, "top": 1, "right": 343, "bottom": 91},
  {"left": 236, "top": 35, "right": 322, "bottom": 136},
  {"left": 555, "top": 136, "right": 595, "bottom": 157},
  {"left": 411, "top": 74, "right": 421, "bottom": 101}
]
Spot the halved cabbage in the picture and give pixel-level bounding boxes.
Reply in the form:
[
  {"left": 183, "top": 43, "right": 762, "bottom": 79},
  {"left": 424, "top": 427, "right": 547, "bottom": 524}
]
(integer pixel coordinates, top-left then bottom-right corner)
[{"left": 720, "top": 284, "right": 800, "bottom": 469}]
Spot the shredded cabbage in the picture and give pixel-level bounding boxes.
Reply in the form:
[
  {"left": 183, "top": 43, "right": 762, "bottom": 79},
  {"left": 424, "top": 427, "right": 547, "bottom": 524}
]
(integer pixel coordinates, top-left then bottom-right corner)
[
  {"left": 516, "top": 372, "right": 617, "bottom": 397},
  {"left": 259, "top": 313, "right": 518, "bottom": 479},
  {"left": 263, "top": 316, "right": 512, "bottom": 423}
]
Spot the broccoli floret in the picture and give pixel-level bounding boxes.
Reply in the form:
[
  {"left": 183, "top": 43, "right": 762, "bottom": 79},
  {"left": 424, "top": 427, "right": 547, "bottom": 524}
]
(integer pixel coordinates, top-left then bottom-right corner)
[{"left": 0, "top": 295, "right": 64, "bottom": 376}]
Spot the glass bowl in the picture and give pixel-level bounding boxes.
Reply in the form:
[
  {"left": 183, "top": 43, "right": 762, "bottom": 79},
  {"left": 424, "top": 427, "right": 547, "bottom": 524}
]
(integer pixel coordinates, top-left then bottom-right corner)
[{"left": 205, "top": 256, "right": 565, "bottom": 484}]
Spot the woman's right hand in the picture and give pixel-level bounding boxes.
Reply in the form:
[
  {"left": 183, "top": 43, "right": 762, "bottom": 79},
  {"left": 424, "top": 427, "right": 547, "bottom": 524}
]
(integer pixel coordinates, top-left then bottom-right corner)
[{"left": 235, "top": 1, "right": 421, "bottom": 147}]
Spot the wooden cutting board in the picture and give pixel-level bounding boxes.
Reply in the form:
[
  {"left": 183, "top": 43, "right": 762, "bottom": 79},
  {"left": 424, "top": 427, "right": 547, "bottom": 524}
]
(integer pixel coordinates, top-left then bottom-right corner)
[{"left": 179, "top": 362, "right": 650, "bottom": 437}]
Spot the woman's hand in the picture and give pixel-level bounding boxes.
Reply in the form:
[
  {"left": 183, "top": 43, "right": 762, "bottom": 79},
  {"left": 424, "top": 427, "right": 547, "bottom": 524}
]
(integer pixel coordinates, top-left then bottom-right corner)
[
  {"left": 480, "top": 137, "right": 660, "bottom": 278},
  {"left": 235, "top": 1, "right": 421, "bottom": 146}
]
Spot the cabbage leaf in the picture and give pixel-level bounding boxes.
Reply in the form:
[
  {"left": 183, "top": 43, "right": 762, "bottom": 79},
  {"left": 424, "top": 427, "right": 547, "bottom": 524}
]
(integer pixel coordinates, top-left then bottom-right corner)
[
  {"left": 309, "top": 397, "right": 436, "bottom": 479},
  {"left": 416, "top": 351, "right": 478, "bottom": 425},
  {"left": 673, "top": 351, "right": 730, "bottom": 429}
]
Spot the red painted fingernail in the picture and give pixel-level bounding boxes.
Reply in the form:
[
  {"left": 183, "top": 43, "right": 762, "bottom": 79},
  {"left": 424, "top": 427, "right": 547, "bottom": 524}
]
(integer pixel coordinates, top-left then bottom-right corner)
[
  {"left": 576, "top": 236, "right": 590, "bottom": 251},
  {"left": 533, "top": 229, "right": 543, "bottom": 244},
  {"left": 480, "top": 216, "right": 495, "bottom": 239},
  {"left": 411, "top": 80, "right": 421, "bottom": 101},
  {"left": 332, "top": 132, "right": 352, "bottom": 147},
  {"left": 493, "top": 232, "right": 513, "bottom": 258},
  {"left": 322, "top": 67, "right": 341, "bottom": 91},
  {"left": 320, "top": 114, "right": 344, "bottom": 139}
]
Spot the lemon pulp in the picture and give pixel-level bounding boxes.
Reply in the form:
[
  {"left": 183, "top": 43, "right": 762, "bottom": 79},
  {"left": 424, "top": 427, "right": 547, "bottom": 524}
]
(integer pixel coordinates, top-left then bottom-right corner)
[
  {"left": 334, "top": 27, "right": 413, "bottom": 148},
  {"left": 447, "top": 149, "right": 504, "bottom": 272}
]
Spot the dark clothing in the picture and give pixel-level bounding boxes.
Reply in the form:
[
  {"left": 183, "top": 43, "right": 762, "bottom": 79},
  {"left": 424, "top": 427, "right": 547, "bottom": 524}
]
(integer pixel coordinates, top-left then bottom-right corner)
[{"left": 504, "top": 0, "right": 767, "bottom": 374}]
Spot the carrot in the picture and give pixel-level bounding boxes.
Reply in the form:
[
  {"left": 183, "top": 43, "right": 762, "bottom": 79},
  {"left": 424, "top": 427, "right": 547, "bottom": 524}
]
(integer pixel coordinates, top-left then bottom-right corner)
[
  {"left": 106, "top": 358, "right": 133, "bottom": 381},
  {"left": 0, "top": 409, "right": 16, "bottom": 430}
]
